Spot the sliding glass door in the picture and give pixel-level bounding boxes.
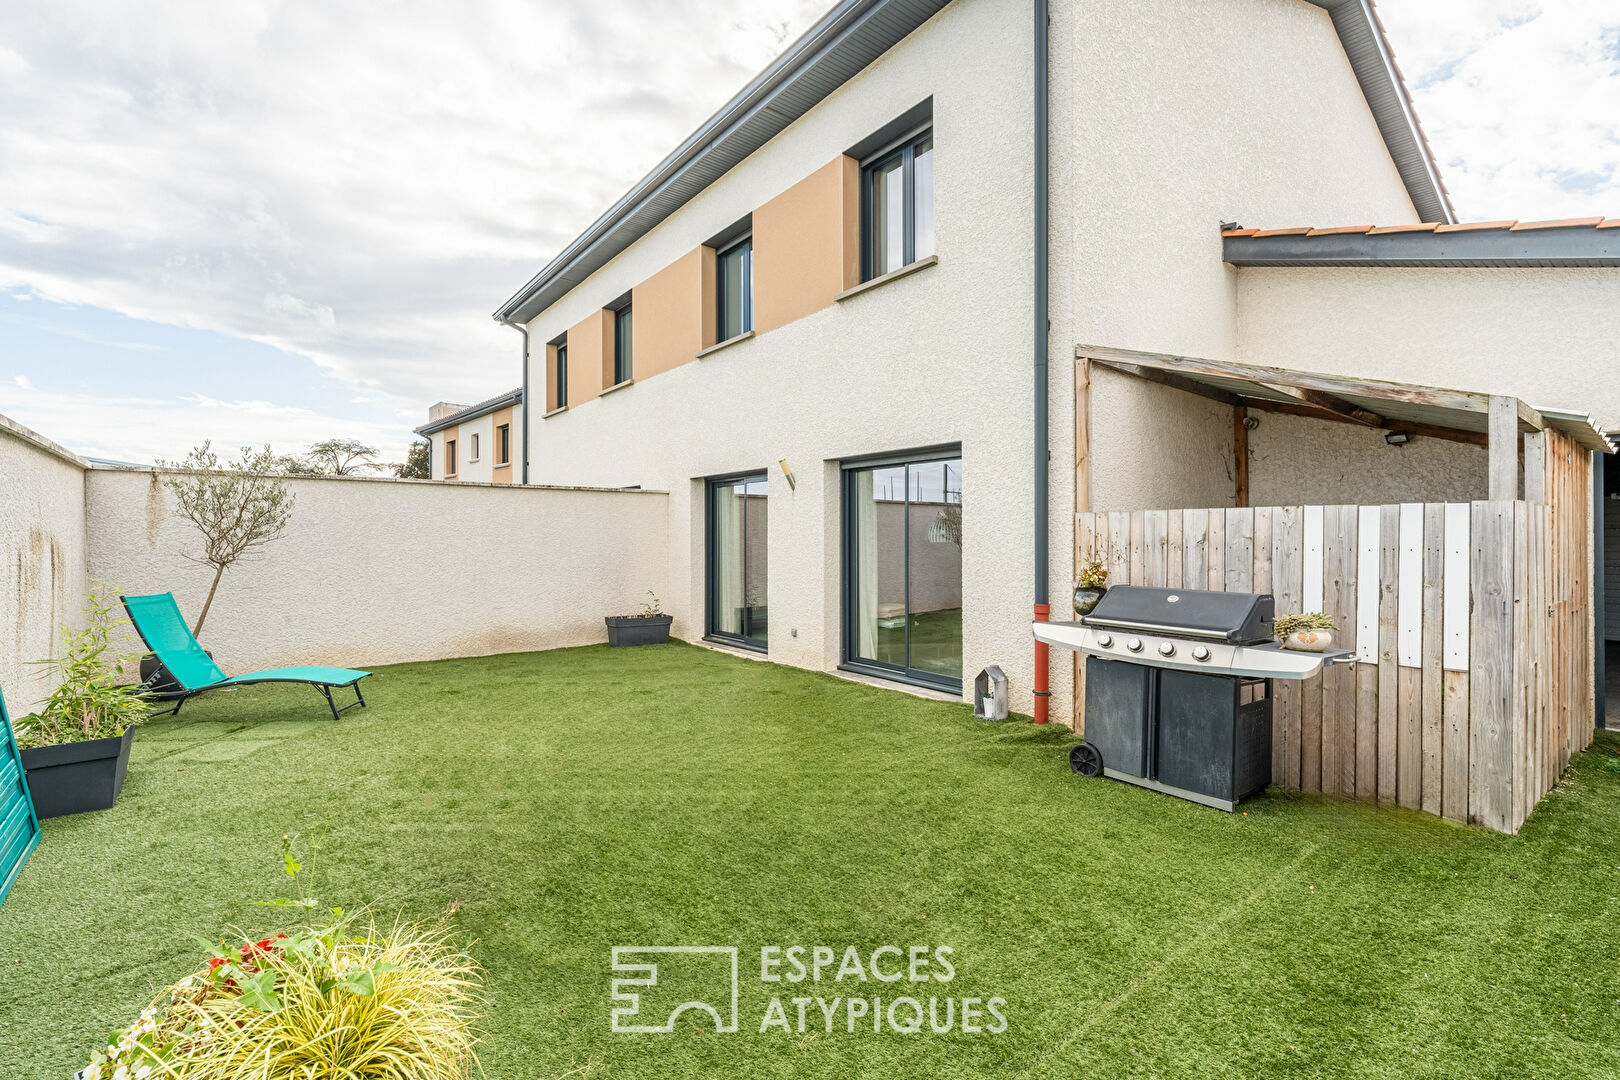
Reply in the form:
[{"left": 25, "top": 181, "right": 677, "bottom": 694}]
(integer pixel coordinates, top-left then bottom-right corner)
[
  {"left": 843, "top": 452, "right": 963, "bottom": 689},
  {"left": 707, "top": 473, "right": 768, "bottom": 650}
]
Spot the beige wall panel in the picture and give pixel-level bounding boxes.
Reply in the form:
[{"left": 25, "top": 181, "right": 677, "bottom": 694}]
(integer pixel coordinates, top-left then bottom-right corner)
[
  {"left": 631, "top": 249, "right": 705, "bottom": 380},
  {"left": 567, "top": 308, "right": 612, "bottom": 405},
  {"left": 753, "top": 157, "right": 855, "bottom": 334}
]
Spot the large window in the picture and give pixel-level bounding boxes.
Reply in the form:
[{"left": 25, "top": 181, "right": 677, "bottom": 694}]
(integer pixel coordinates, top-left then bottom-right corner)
[
  {"left": 614, "top": 304, "right": 633, "bottom": 384},
  {"left": 707, "top": 473, "right": 768, "bottom": 650},
  {"left": 862, "top": 128, "right": 934, "bottom": 280},
  {"left": 716, "top": 236, "right": 752, "bottom": 342},
  {"left": 843, "top": 452, "right": 962, "bottom": 689}
]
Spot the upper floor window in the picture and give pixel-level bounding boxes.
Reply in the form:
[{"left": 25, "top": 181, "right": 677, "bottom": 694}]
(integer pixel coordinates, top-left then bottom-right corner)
[
  {"left": 614, "top": 304, "right": 633, "bottom": 384},
  {"left": 496, "top": 423, "right": 511, "bottom": 465},
  {"left": 554, "top": 338, "right": 569, "bottom": 409},
  {"left": 862, "top": 128, "right": 933, "bottom": 280},
  {"left": 445, "top": 438, "right": 457, "bottom": 477},
  {"left": 716, "top": 235, "right": 752, "bottom": 341}
]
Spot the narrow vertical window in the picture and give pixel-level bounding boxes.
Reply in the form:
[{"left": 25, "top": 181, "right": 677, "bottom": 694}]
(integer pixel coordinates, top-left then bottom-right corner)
[
  {"left": 861, "top": 128, "right": 934, "bottom": 281},
  {"left": 716, "top": 236, "right": 752, "bottom": 341},
  {"left": 707, "top": 473, "right": 768, "bottom": 650},
  {"left": 446, "top": 439, "right": 457, "bottom": 477},
  {"left": 614, "top": 305, "right": 633, "bottom": 384},
  {"left": 469, "top": 432, "right": 480, "bottom": 462},
  {"left": 554, "top": 340, "right": 568, "bottom": 409},
  {"left": 497, "top": 424, "right": 510, "bottom": 465}
]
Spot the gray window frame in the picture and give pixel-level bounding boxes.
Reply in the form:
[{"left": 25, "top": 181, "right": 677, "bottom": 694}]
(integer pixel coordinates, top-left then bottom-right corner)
[
  {"left": 859, "top": 124, "right": 932, "bottom": 282},
  {"left": 715, "top": 234, "right": 753, "bottom": 341}
]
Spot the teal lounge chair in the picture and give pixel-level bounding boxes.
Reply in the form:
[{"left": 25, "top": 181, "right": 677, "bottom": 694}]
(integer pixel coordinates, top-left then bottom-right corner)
[
  {"left": 0, "top": 684, "right": 42, "bottom": 908},
  {"left": 122, "top": 593, "right": 371, "bottom": 721}
]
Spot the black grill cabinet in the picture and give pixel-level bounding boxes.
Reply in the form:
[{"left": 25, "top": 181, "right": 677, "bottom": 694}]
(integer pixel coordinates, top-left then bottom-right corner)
[{"left": 1083, "top": 656, "right": 1273, "bottom": 811}]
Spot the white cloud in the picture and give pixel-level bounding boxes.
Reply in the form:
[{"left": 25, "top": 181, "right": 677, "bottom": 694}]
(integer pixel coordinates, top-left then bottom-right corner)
[
  {"left": 0, "top": 0, "right": 829, "bottom": 411},
  {"left": 1378, "top": 0, "right": 1620, "bottom": 220},
  {"left": 14, "top": 374, "right": 32, "bottom": 390}
]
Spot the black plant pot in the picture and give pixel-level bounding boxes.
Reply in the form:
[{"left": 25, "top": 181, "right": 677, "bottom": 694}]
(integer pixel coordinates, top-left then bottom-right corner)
[
  {"left": 20, "top": 726, "right": 135, "bottom": 819},
  {"left": 605, "top": 614, "right": 673, "bottom": 647},
  {"left": 1073, "top": 585, "right": 1107, "bottom": 617}
]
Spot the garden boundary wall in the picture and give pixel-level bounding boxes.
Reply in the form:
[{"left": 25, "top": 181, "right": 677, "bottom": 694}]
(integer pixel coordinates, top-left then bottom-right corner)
[{"left": 1, "top": 414, "right": 670, "bottom": 712}]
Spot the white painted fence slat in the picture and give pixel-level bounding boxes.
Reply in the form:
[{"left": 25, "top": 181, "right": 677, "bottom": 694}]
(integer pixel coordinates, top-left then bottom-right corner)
[
  {"left": 1356, "top": 505, "right": 1380, "bottom": 664},
  {"left": 1303, "top": 505, "right": 1324, "bottom": 612},
  {"left": 1398, "top": 502, "right": 1423, "bottom": 667}
]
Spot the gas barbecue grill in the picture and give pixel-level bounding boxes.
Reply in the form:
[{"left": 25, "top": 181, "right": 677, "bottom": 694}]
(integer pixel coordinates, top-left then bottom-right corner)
[{"left": 1033, "top": 585, "right": 1353, "bottom": 811}]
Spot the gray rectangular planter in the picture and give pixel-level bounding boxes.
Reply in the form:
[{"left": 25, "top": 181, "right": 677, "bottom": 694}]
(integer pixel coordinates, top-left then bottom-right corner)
[
  {"left": 20, "top": 727, "right": 135, "bottom": 819},
  {"left": 605, "top": 614, "right": 673, "bottom": 647}
]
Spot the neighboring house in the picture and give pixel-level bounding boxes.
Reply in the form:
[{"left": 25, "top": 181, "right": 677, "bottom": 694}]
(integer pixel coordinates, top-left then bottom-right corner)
[
  {"left": 475, "top": 0, "right": 1616, "bottom": 830},
  {"left": 416, "top": 390, "right": 523, "bottom": 483}
]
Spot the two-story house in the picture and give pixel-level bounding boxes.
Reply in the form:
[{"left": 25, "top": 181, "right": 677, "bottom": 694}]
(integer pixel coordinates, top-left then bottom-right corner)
[{"left": 469, "top": 0, "right": 1617, "bottom": 770}]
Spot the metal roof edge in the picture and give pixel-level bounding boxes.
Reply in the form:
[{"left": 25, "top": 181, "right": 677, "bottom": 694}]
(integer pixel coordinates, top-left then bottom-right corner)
[
  {"left": 493, "top": 0, "right": 950, "bottom": 325},
  {"left": 1223, "top": 224, "right": 1620, "bottom": 266},
  {"left": 415, "top": 389, "right": 524, "bottom": 437},
  {"left": 1306, "top": 0, "right": 1455, "bottom": 224}
]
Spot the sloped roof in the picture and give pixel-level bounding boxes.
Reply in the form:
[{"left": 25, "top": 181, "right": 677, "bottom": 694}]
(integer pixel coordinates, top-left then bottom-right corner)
[
  {"left": 415, "top": 388, "right": 523, "bottom": 436},
  {"left": 494, "top": 0, "right": 1453, "bottom": 325},
  {"left": 1223, "top": 218, "right": 1620, "bottom": 267}
]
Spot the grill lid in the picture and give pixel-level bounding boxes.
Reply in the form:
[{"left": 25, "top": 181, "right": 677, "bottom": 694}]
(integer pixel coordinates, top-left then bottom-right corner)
[{"left": 1081, "top": 585, "right": 1275, "bottom": 645}]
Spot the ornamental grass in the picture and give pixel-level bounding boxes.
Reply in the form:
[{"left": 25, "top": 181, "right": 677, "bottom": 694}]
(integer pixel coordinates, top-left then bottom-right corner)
[{"left": 83, "top": 914, "right": 480, "bottom": 1080}]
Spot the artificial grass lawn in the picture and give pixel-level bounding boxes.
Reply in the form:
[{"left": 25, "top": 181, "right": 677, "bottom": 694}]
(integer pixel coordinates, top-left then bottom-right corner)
[{"left": 2, "top": 641, "right": 1618, "bottom": 1078}]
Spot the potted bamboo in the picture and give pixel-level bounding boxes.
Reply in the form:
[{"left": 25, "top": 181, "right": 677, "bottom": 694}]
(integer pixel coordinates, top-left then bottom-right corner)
[
  {"left": 605, "top": 592, "right": 674, "bottom": 647},
  {"left": 13, "top": 587, "right": 151, "bottom": 818}
]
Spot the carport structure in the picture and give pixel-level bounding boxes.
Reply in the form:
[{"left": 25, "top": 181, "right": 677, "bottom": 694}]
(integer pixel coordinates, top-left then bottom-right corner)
[{"left": 1073, "top": 345, "right": 1614, "bottom": 832}]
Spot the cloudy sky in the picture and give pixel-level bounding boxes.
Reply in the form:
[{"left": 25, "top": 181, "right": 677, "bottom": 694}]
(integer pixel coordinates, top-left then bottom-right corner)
[{"left": 1, "top": 0, "right": 1616, "bottom": 463}]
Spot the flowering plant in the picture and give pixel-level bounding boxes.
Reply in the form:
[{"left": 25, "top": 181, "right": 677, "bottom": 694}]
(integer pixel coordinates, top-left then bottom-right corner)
[{"left": 81, "top": 914, "right": 480, "bottom": 1079}]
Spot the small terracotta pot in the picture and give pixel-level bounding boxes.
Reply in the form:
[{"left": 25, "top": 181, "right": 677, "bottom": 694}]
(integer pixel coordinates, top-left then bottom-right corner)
[{"left": 1285, "top": 629, "right": 1334, "bottom": 652}]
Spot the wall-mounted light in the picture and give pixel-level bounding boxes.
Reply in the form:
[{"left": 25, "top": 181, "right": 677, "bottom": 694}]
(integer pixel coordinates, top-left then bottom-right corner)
[
  {"left": 1385, "top": 430, "right": 1413, "bottom": 447},
  {"left": 778, "top": 459, "right": 796, "bottom": 490}
]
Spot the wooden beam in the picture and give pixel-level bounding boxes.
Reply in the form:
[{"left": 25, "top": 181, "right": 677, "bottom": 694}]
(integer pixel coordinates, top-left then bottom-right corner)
[
  {"left": 1076, "top": 358, "right": 1091, "bottom": 514},
  {"left": 1091, "top": 358, "right": 1242, "bottom": 407},
  {"left": 1076, "top": 343, "right": 1493, "bottom": 416},
  {"left": 1516, "top": 398, "right": 1546, "bottom": 433},
  {"left": 1488, "top": 394, "right": 1519, "bottom": 500},
  {"left": 1234, "top": 406, "right": 1250, "bottom": 507},
  {"left": 1239, "top": 398, "right": 1491, "bottom": 447},
  {"left": 1254, "top": 381, "right": 1385, "bottom": 427}
]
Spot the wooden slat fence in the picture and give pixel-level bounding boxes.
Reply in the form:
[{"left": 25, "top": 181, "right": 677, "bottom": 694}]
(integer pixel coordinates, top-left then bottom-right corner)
[{"left": 1076, "top": 488, "right": 1593, "bottom": 833}]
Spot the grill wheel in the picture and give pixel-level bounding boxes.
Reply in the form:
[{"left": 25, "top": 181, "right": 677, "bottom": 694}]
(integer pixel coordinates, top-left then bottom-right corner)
[{"left": 1069, "top": 742, "right": 1103, "bottom": 778}]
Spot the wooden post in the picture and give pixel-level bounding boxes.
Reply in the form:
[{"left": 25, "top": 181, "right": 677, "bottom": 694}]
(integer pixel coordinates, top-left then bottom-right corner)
[
  {"left": 1233, "top": 406, "right": 1249, "bottom": 508},
  {"left": 1523, "top": 430, "right": 1547, "bottom": 503},
  {"left": 1488, "top": 395, "right": 1519, "bottom": 501}
]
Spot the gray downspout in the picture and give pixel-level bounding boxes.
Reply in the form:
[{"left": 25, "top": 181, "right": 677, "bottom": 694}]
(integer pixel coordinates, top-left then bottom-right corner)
[
  {"left": 494, "top": 316, "right": 531, "bottom": 484},
  {"left": 1032, "top": 0, "right": 1051, "bottom": 723}
]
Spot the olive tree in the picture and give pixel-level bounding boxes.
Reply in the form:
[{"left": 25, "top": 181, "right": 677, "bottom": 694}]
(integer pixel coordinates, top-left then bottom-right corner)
[{"left": 161, "top": 442, "right": 296, "bottom": 637}]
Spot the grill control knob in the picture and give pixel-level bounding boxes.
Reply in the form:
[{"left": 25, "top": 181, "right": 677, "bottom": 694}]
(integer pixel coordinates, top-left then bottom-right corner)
[
  {"left": 1192, "top": 646, "right": 1211, "bottom": 662},
  {"left": 1126, "top": 638, "right": 1143, "bottom": 653},
  {"left": 1158, "top": 641, "right": 1176, "bottom": 657},
  {"left": 1095, "top": 633, "right": 1113, "bottom": 648}
]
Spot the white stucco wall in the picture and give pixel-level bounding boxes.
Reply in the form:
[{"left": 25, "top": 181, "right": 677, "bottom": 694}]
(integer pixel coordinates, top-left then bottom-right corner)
[
  {"left": 1246, "top": 409, "right": 1487, "bottom": 506},
  {"left": 84, "top": 470, "right": 668, "bottom": 676},
  {"left": 1235, "top": 266, "right": 1620, "bottom": 428},
  {"left": 502, "top": 0, "right": 1440, "bottom": 721},
  {"left": 0, "top": 417, "right": 89, "bottom": 713},
  {"left": 456, "top": 414, "right": 496, "bottom": 484},
  {"left": 520, "top": 0, "right": 1036, "bottom": 709}
]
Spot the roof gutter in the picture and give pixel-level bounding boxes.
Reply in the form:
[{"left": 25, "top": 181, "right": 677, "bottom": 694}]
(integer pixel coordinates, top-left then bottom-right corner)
[
  {"left": 1032, "top": 0, "right": 1051, "bottom": 724},
  {"left": 494, "top": 316, "right": 531, "bottom": 485}
]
